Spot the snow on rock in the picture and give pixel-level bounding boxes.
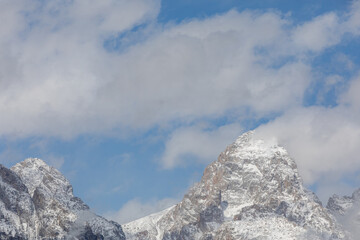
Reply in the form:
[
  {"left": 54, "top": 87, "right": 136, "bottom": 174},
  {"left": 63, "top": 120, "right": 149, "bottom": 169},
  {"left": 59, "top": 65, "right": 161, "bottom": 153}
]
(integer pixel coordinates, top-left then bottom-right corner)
[
  {"left": 0, "top": 158, "right": 126, "bottom": 239},
  {"left": 123, "top": 206, "right": 175, "bottom": 240},
  {"left": 327, "top": 189, "right": 360, "bottom": 239},
  {"left": 0, "top": 164, "right": 38, "bottom": 239},
  {"left": 124, "top": 131, "right": 349, "bottom": 240},
  {"left": 12, "top": 158, "right": 83, "bottom": 238}
]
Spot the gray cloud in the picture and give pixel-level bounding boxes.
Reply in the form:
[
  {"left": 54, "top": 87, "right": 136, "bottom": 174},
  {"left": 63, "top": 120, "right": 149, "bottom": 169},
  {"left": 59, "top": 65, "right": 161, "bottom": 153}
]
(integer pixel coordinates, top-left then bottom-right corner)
[
  {"left": 0, "top": 0, "right": 160, "bottom": 138},
  {"left": 1, "top": 3, "right": 351, "bottom": 138}
]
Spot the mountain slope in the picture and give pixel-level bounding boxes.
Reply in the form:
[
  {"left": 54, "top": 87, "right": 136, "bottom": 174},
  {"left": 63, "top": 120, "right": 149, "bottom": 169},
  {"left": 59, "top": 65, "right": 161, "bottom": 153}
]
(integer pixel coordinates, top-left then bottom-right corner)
[
  {"left": 0, "top": 164, "right": 38, "bottom": 239},
  {"left": 124, "top": 131, "right": 348, "bottom": 240},
  {"left": 327, "top": 189, "right": 360, "bottom": 239},
  {"left": 0, "top": 158, "right": 125, "bottom": 240}
]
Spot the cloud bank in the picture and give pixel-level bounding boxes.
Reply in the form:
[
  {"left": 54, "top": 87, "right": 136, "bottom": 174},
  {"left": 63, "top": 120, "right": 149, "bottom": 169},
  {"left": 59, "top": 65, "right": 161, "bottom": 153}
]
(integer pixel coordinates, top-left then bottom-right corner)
[{"left": 3, "top": 1, "right": 356, "bottom": 138}]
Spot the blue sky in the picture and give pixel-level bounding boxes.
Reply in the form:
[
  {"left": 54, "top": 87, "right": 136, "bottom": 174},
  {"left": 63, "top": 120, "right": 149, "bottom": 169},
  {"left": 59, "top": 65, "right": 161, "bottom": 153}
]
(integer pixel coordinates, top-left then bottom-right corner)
[{"left": 1, "top": 0, "right": 360, "bottom": 224}]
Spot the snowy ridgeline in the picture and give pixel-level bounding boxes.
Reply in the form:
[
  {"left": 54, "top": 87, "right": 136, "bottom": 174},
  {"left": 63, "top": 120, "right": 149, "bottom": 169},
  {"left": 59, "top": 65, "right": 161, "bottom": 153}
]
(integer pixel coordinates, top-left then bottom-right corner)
[{"left": 1, "top": 131, "right": 359, "bottom": 240}]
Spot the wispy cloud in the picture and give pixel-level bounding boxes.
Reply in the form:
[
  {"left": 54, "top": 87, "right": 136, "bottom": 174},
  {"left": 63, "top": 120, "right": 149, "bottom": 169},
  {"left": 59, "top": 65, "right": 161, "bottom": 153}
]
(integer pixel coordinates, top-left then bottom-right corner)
[
  {"left": 161, "top": 123, "right": 242, "bottom": 168},
  {"left": 105, "top": 197, "right": 179, "bottom": 224}
]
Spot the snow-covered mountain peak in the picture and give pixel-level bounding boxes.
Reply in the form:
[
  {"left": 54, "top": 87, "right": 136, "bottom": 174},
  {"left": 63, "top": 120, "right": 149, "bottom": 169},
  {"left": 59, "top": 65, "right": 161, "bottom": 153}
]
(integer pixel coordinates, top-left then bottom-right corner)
[
  {"left": 6, "top": 158, "right": 126, "bottom": 239},
  {"left": 233, "top": 130, "right": 287, "bottom": 158},
  {"left": 11, "top": 157, "right": 71, "bottom": 198},
  {"left": 193, "top": 131, "right": 304, "bottom": 220},
  {"left": 124, "top": 131, "right": 347, "bottom": 240},
  {"left": 19, "top": 157, "right": 48, "bottom": 168}
]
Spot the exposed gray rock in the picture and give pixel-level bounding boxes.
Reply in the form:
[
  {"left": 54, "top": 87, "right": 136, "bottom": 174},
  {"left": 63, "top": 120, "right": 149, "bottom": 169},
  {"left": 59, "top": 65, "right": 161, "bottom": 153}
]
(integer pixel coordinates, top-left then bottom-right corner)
[
  {"left": 0, "top": 159, "right": 126, "bottom": 240},
  {"left": 124, "top": 131, "right": 348, "bottom": 240},
  {"left": 327, "top": 189, "right": 360, "bottom": 239},
  {"left": 0, "top": 164, "right": 38, "bottom": 239}
]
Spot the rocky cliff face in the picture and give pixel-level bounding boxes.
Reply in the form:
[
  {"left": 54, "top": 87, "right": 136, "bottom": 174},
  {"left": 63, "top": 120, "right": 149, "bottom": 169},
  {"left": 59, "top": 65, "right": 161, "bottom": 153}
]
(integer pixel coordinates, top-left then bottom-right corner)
[
  {"left": 0, "top": 158, "right": 125, "bottom": 240},
  {"left": 327, "top": 189, "right": 360, "bottom": 240},
  {"left": 0, "top": 164, "right": 38, "bottom": 239},
  {"left": 124, "top": 131, "right": 348, "bottom": 240}
]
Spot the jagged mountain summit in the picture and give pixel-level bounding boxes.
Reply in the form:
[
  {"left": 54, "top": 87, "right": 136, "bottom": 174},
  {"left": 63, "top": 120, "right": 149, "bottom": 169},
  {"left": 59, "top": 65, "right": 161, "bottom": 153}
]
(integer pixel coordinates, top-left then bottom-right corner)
[
  {"left": 123, "top": 131, "right": 348, "bottom": 240},
  {"left": 327, "top": 189, "right": 360, "bottom": 239},
  {"left": 0, "top": 158, "right": 125, "bottom": 240}
]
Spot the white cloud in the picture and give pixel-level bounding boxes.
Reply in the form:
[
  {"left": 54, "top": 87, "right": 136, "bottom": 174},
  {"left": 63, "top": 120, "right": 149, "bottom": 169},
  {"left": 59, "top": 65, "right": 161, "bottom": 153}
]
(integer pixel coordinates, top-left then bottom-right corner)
[
  {"left": 69, "top": 0, "right": 160, "bottom": 33},
  {"left": 161, "top": 123, "right": 243, "bottom": 168},
  {"left": 340, "top": 74, "right": 360, "bottom": 108},
  {"left": 1, "top": 1, "right": 360, "bottom": 193},
  {"left": 45, "top": 155, "right": 65, "bottom": 170},
  {"left": 0, "top": 6, "right": 322, "bottom": 138},
  {"left": 255, "top": 105, "right": 360, "bottom": 184},
  {"left": 1, "top": 0, "right": 360, "bottom": 226},
  {"left": 292, "top": 13, "right": 341, "bottom": 52},
  {"left": 346, "top": 0, "right": 360, "bottom": 35},
  {"left": 290, "top": 0, "right": 360, "bottom": 52},
  {"left": 253, "top": 75, "right": 360, "bottom": 198},
  {"left": 0, "top": 146, "right": 25, "bottom": 166},
  {"left": 105, "top": 198, "right": 178, "bottom": 224},
  {"left": 0, "top": 0, "right": 160, "bottom": 138},
  {"left": 315, "top": 74, "right": 345, "bottom": 105}
]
